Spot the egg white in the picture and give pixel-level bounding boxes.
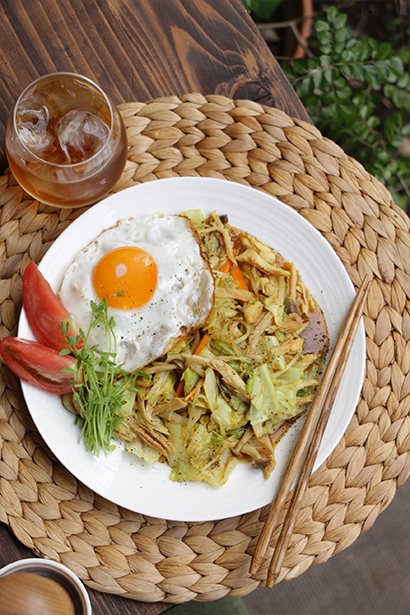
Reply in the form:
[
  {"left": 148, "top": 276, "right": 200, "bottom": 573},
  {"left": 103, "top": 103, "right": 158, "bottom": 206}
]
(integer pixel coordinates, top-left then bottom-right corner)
[{"left": 58, "top": 213, "right": 215, "bottom": 371}]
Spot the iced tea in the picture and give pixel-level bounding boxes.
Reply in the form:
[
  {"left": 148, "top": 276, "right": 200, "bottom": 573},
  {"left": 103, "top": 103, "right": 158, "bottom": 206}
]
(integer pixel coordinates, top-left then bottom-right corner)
[{"left": 5, "top": 73, "right": 127, "bottom": 208}]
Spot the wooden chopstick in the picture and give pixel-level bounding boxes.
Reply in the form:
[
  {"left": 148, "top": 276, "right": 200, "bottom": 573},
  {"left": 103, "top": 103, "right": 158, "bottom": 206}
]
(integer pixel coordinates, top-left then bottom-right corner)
[
  {"left": 265, "top": 276, "right": 369, "bottom": 586},
  {"left": 250, "top": 276, "right": 370, "bottom": 578}
]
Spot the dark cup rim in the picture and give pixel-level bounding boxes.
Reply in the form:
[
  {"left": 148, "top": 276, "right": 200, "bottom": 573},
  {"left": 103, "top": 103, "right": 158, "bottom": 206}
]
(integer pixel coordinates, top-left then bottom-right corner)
[{"left": 0, "top": 557, "right": 92, "bottom": 615}]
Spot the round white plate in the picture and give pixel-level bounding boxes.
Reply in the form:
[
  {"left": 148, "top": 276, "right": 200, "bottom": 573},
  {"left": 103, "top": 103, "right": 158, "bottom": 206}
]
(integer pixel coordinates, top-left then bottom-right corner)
[{"left": 18, "top": 177, "right": 366, "bottom": 522}]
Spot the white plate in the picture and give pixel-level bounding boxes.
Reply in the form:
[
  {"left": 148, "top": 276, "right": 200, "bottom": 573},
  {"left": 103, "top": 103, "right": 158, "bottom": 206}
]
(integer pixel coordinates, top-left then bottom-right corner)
[{"left": 18, "top": 178, "right": 366, "bottom": 522}]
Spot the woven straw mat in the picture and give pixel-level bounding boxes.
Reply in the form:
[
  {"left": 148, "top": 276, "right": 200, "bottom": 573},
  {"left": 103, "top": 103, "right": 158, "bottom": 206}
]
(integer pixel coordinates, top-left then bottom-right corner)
[{"left": 0, "top": 94, "right": 409, "bottom": 605}]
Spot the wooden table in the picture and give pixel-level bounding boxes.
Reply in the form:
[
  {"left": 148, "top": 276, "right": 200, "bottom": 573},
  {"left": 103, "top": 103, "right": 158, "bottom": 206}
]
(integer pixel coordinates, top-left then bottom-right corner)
[{"left": 0, "top": 1, "right": 309, "bottom": 613}]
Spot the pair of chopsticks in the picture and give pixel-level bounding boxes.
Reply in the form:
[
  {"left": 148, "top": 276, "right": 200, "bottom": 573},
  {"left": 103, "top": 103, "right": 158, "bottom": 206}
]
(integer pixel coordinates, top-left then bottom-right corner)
[{"left": 250, "top": 276, "right": 370, "bottom": 587}]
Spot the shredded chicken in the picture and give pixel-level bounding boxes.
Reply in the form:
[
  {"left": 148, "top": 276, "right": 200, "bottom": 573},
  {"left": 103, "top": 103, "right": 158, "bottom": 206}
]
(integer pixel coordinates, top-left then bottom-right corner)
[
  {"left": 210, "top": 358, "right": 249, "bottom": 401},
  {"left": 117, "top": 415, "right": 175, "bottom": 454},
  {"left": 215, "top": 287, "right": 255, "bottom": 302},
  {"left": 237, "top": 249, "right": 291, "bottom": 277},
  {"left": 242, "top": 235, "right": 280, "bottom": 265},
  {"left": 211, "top": 211, "right": 237, "bottom": 264},
  {"left": 243, "top": 299, "right": 263, "bottom": 324},
  {"left": 247, "top": 311, "right": 274, "bottom": 353}
]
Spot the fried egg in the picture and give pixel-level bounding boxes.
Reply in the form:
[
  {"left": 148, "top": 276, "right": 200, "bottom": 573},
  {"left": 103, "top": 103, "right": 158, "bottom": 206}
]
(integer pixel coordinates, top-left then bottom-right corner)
[{"left": 58, "top": 213, "right": 215, "bottom": 371}]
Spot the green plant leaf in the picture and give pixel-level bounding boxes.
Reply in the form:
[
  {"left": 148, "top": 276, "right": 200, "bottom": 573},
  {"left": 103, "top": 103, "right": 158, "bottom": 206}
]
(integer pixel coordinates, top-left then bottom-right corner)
[
  {"left": 352, "top": 89, "right": 366, "bottom": 106},
  {"left": 345, "top": 38, "right": 359, "bottom": 52},
  {"left": 376, "top": 60, "right": 391, "bottom": 80},
  {"left": 367, "top": 116, "right": 380, "bottom": 129},
  {"left": 318, "top": 30, "right": 333, "bottom": 47},
  {"left": 326, "top": 5, "right": 339, "bottom": 24},
  {"left": 403, "top": 94, "right": 410, "bottom": 112},
  {"left": 375, "top": 41, "right": 395, "bottom": 60},
  {"left": 315, "top": 19, "right": 330, "bottom": 32},
  {"left": 359, "top": 104, "right": 370, "bottom": 119},
  {"left": 293, "top": 58, "right": 308, "bottom": 74},
  {"left": 319, "top": 55, "right": 331, "bottom": 68},
  {"left": 383, "top": 83, "right": 394, "bottom": 99},
  {"left": 323, "top": 68, "right": 333, "bottom": 84},
  {"left": 312, "top": 71, "right": 323, "bottom": 89},
  {"left": 339, "top": 104, "right": 358, "bottom": 123},
  {"left": 377, "top": 150, "right": 390, "bottom": 163},
  {"left": 321, "top": 104, "right": 337, "bottom": 119},
  {"left": 397, "top": 73, "right": 410, "bottom": 88},
  {"left": 281, "top": 63, "right": 294, "bottom": 79},
  {"left": 334, "top": 42, "right": 345, "bottom": 55},
  {"left": 307, "top": 56, "right": 321, "bottom": 70},
  {"left": 334, "top": 27, "right": 349, "bottom": 44},
  {"left": 342, "top": 62, "right": 355, "bottom": 78},
  {"left": 391, "top": 135, "right": 404, "bottom": 149},
  {"left": 384, "top": 112, "right": 404, "bottom": 141},
  {"left": 363, "top": 64, "right": 381, "bottom": 89},
  {"left": 352, "top": 64, "right": 366, "bottom": 81},
  {"left": 335, "top": 87, "right": 351, "bottom": 101},
  {"left": 391, "top": 87, "right": 410, "bottom": 109},
  {"left": 333, "top": 12, "right": 348, "bottom": 29},
  {"left": 398, "top": 49, "right": 410, "bottom": 64},
  {"left": 300, "top": 76, "right": 314, "bottom": 96},
  {"left": 242, "top": 0, "right": 258, "bottom": 12},
  {"left": 355, "top": 124, "right": 370, "bottom": 138},
  {"left": 389, "top": 56, "right": 404, "bottom": 74},
  {"left": 320, "top": 45, "right": 332, "bottom": 55},
  {"left": 358, "top": 39, "right": 370, "bottom": 61}
]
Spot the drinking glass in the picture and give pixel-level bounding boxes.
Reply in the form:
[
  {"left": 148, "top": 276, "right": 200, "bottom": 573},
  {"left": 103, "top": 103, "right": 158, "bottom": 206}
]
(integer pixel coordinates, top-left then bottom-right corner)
[{"left": 5, "top": 72, "right": 128, "bottom": 208}]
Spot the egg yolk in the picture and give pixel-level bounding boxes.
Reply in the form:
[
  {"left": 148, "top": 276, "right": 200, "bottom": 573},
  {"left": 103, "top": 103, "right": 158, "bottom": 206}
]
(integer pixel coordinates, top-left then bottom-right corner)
[{"left": 92, "top": 247, "right": 158, "bottom": 309}]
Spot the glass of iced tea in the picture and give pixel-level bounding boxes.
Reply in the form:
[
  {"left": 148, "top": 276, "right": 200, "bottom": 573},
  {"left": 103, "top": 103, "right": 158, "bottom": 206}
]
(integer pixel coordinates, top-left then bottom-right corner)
[{"left": 5, "top": 72, "right": 128, "bottom": 208}]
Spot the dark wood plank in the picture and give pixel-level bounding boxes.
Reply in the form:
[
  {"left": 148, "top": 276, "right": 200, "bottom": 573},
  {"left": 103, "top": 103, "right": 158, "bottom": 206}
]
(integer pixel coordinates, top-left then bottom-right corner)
[{"left": 0, "top": 0, "right": 309, "bottom": 171}]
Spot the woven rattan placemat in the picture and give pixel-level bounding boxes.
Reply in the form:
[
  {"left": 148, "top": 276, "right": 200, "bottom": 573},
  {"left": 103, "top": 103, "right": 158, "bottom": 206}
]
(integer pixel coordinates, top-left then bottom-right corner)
[{"left": 0, "top": 94, "right": 409, "bottom": 604}]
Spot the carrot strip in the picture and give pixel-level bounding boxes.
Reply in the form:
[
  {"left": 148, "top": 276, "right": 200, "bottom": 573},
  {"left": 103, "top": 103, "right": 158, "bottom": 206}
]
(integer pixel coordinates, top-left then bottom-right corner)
[
  {"left": 176, "top": 379, "right": 185, "bottom": 397},
  {"left": 220, "top": 260, "right": 232, "bottom": 273},
  {"left": 194, "top": 332, "right": 210, "bottom": 356},
  {"left": 231, "top": 263, "right": 249, "bottom": 290},
  {"left": 220, "top": 248, "right": 249, "bottom": 290},
  {"left": 183, "top": 378, "right": 204, "bottom": 402}
]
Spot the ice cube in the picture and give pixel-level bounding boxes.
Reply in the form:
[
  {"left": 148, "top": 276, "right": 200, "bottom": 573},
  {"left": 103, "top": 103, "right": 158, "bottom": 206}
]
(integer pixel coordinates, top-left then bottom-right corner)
[
  {"left": 16, "top": 105, "right": 53, "bottom": 153},
  {"left": 55, "top": 110, "right": 109, "bottom": 164}
]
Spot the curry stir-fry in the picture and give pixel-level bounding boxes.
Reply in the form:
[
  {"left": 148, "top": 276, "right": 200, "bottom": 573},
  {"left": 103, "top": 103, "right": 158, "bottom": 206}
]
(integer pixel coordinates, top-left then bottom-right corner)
[{"left": 63, "top": 210, "right": 329, "bottom": 486}]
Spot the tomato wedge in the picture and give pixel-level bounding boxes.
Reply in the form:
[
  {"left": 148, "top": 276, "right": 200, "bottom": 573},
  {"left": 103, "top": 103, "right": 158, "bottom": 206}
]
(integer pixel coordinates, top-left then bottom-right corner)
[
  {"left": 0, "top": 337, "right": 79, "bottom": 394},
  {"left": 22, "top": 261, "right": 82, "bottom": 352}
]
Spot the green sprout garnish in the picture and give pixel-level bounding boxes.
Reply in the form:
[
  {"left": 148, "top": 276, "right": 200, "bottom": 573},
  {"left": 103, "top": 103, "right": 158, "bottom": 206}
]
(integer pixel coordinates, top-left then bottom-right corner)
[{"left": 60, "top": 297, "right": 148, "bottom": 456}]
